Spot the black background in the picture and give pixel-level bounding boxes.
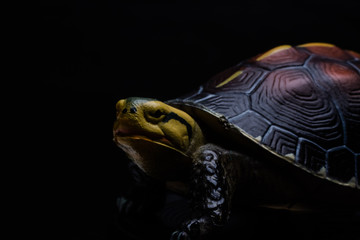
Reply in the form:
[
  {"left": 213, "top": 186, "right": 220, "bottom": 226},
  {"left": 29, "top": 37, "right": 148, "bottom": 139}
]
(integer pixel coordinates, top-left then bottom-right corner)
[{"left": 32, "top": 1, "right": 360, "bottom": 239}]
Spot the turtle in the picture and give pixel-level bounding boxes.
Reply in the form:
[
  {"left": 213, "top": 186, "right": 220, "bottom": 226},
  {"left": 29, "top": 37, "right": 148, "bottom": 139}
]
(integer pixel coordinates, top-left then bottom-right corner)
[{"left": 113, "top": 43, "right": 360, "bottom": 239}]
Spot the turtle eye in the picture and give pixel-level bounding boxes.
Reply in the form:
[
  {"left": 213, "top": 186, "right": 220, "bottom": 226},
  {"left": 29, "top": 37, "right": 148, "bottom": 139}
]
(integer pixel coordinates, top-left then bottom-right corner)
[
  {"left": 147, "top": 109, "right": 166, "bottom": 123},
  {"left": 152, "top": 110, "right": 164, "bottom": 119}
]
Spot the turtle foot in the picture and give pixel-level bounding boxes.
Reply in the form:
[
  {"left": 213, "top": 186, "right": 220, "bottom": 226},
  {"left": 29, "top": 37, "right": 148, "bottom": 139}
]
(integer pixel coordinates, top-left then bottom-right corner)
[
  {"left": 171, "top": 230, "right": 190, "bottom": 240},
  {"left": 171, "top": 217, "right": 213, "bottom": 240}
]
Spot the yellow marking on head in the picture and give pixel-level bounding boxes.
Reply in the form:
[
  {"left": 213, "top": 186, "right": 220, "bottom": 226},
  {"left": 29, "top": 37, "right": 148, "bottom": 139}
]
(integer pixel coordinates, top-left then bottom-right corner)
[
  {"left": 256, "top": 45, "right": 292, "bottom": 61},
  {"left": 113, "top": 98, "right": 206, "bottom": 180},
  {"left": 297, "top": 42, "right": 335, "bottom": 48},
  {"left": 216, "top": 70, "right": 243, "bottom": 88},
  {"left": 114, "top": 98, "right": 205, "bottom": 156}
]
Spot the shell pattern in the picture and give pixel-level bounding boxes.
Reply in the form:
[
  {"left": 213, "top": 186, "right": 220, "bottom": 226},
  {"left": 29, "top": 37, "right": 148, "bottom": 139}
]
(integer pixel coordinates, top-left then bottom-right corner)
[{"left": 174, "top": 43, "right": 360, "bottom": 188}]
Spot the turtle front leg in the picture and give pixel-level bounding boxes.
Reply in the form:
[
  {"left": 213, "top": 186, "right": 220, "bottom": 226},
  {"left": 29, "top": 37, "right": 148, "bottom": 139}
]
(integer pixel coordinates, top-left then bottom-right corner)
[{"left": 171, "top": 144, "right": 240, "bottom": 239}]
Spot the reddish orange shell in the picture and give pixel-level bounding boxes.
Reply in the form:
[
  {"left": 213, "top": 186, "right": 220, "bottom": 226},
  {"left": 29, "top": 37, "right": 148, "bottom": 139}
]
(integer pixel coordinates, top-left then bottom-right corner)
[{"left": 169, "top": 43, "right": 360, "bottom": 188}]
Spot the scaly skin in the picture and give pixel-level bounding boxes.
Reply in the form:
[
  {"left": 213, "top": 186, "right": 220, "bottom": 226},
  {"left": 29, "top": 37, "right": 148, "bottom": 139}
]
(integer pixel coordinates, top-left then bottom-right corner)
[{"left": 171, "top": 144, "right": 241, "bottom": 239}]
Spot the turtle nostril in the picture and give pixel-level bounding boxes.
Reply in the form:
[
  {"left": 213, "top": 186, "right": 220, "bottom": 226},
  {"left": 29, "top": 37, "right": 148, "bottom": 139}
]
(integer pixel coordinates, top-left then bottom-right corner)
[
  {"left": 116, "top": 99, "right": 126, "bottom": 113},
  {"left": 121, "top": 107, "right": 137, "bottom": 114},
  {"left": 130, "top": 107, "right": 137, "bottom": 114}
]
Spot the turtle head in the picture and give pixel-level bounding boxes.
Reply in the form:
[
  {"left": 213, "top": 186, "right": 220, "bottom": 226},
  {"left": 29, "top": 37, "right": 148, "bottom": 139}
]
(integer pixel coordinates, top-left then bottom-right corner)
[{"left": 113, "top": 97, "right": 205, "bottom": 180}]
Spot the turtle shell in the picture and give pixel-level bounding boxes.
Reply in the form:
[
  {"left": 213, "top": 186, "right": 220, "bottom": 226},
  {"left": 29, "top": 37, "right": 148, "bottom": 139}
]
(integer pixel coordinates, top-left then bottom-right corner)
[{"left": 167, "top": 43, "right": 360, "bottom": 189}]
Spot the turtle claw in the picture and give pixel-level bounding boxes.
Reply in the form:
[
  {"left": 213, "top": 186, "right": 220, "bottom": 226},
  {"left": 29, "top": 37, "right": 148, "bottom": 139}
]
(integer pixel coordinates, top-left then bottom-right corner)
[
  {"left": 117, "top": 196, "right": 134, "bottom": 216},
  {"left": 171, "top": 217, "right": 213, "bottom": 240},
  {"left": 170, "top": 230, "right": 190, "bottom": 240}
]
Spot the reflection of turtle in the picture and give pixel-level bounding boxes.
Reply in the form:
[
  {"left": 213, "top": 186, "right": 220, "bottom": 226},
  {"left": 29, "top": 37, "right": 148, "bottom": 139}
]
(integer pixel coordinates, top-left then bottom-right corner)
[{"left": 113, "top": 43, "right": 360, "bottom": 239}]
